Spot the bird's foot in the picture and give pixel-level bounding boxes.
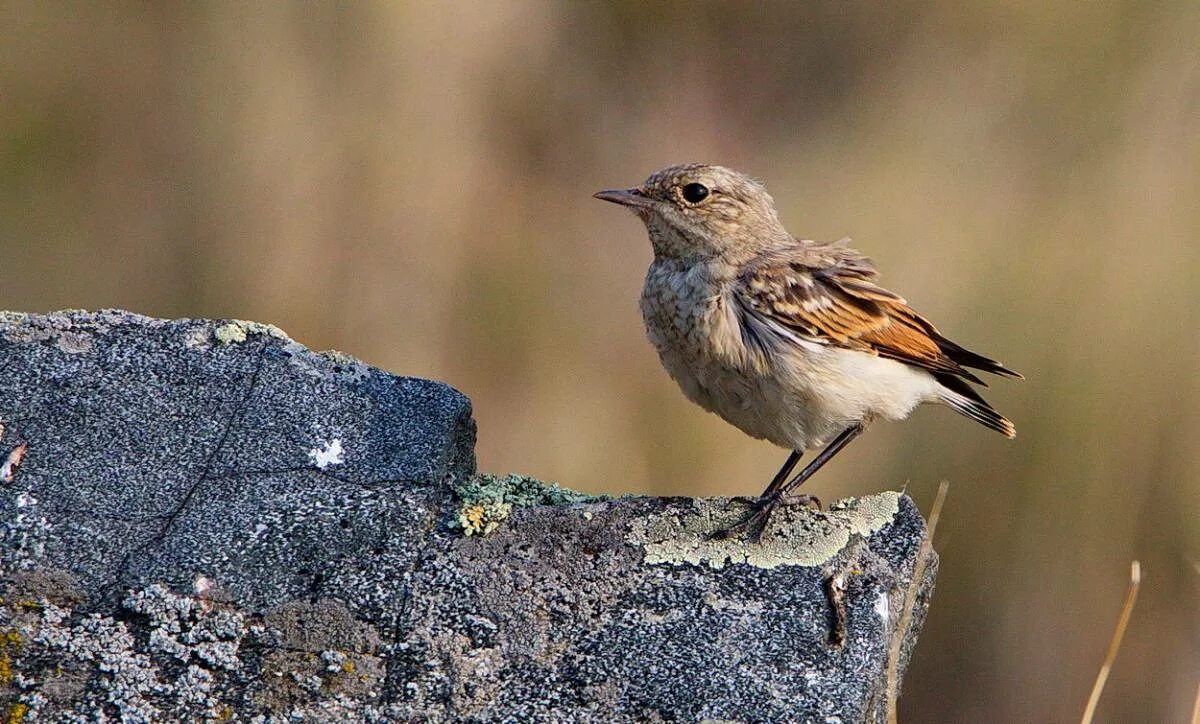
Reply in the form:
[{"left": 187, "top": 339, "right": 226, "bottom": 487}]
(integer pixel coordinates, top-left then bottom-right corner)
[
  {"left": 782, "top": 493, "right": 823, "bottom": 511},
  {"left": 710, "top": 493, "right": 824, "bottom": 543},
  {"left": 710, "top": 494, "right": 781, "bottom": 543}
]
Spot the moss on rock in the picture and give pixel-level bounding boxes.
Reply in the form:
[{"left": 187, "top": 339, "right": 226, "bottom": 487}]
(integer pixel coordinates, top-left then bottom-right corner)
[{"left": 450, "top": 474, "right": 605, "bottom": 536}]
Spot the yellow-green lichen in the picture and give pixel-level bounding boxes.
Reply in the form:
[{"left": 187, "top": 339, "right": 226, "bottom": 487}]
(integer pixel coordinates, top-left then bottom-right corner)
[
  {"left": 0, "top": 629, "right": 21, "bottom": 686},
  {"left": 450, "top": 474, "right": 605, "bottom": 536},
  {"left": 4, "top": 600, "right": 40, "bottom": 613},
  {"left": 214, "top": 320, "right": 289, "bottom": 345},
  {"left": 5, "top": 703, "right": 28, "bottom": 724},
  {"left": 627, "top": 492, "right": 901, "bottom": 570},
  {"left": 456, "top": 501, "right": 514, "bottom": 536}
]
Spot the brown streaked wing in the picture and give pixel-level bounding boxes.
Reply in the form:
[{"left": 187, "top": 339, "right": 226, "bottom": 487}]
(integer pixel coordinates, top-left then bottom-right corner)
[{"left": 736, "top": 255, "right": 984, "bottom": 382}]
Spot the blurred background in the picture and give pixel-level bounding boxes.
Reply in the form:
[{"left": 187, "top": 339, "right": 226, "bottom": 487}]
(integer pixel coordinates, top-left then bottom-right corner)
[{"left": 2, "top": 1, "right": 1197, "bottom": 720}]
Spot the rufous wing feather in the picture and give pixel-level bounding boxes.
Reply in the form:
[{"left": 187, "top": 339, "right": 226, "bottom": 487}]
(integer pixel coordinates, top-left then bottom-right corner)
[{"left": 736, "top": 243, "right": 1020, "bottom": 436}]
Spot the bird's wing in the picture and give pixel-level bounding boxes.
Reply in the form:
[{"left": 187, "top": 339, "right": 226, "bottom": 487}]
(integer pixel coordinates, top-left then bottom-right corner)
[{"left": 734, "top": 242, "right": 1020, "bottom": 383}]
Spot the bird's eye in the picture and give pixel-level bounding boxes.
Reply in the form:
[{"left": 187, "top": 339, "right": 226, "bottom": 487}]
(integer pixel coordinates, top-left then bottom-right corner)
[{"left": 681, "top": 182, "right": 710, "bottom": 204}]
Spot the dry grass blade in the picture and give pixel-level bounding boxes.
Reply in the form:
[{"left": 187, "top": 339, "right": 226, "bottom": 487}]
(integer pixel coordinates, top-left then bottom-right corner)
[
  {"left": 885, "top": 480, "right": 949, "bottom": 724},
  {"left": 1079, "top": 560, "right": 1142, "bottom": 724},
  {"left": 1192, "top": 559, "right": 1200, "bottom": 724}
]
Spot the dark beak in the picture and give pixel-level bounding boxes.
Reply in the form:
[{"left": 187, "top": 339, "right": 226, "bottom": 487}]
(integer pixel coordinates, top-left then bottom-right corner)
[{"left": 593, "top": 187, "right": 653, "bottom": 209}]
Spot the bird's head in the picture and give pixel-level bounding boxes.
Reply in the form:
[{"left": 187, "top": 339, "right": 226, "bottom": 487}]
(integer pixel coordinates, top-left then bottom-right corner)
[{"left": 594, "top": 164, "right": 788, "bottom": 262}]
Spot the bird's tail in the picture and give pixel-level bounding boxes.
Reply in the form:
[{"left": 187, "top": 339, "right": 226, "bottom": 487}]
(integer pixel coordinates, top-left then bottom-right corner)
[
  {"left": 935, "top": 373, "right": 1016, "bottom": 438},
  {"left": 935, "top": 335, "right": 1023, "bottom": 380}
]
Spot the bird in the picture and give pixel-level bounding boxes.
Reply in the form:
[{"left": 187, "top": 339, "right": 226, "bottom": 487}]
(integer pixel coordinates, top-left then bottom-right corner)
[{"left": 594, "top": 163, "right": 1021, "bottom": 540}]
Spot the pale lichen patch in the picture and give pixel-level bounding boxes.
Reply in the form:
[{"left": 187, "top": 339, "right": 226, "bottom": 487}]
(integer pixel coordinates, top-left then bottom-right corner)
[
  {"left": 213, "top": 323, "right": 248, "bottom": 345},
  {"left": 831, "top": 493, "right": 901, "bottom": 538},
  {"left": 627, "top": 492, "right": 901, "bottom": 570},
  {"left": 213, "top": 320, "right": 289, "bottom": 345}
]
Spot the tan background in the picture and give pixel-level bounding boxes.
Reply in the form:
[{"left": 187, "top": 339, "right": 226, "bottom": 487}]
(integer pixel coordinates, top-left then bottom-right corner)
[{"left": 2, "top": 2, "right": 1198, "bottom": 721}]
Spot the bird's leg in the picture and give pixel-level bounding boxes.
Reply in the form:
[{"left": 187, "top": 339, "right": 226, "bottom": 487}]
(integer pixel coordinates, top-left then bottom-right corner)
[
  {"left": 711, "top": 451, "right": 802, "bottom": 540},
  {"left": 712, "top": 423, "right": 866, "bottom": 542},
  {"left": 775, "top": 422, "right": 865, "bottom": 499},
  {"left": 761, "top": 450, "right": 803, "bottom": 498}
]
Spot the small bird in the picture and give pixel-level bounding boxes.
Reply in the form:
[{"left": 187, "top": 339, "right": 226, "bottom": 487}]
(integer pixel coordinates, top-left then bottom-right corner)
[{"left": 595, "top": 164, "right": 1021, "bottom": 540}]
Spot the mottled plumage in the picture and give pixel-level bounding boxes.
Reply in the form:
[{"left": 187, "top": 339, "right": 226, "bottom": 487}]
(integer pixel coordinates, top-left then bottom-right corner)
[{"left": 595, "top": 163, "right": 1020, "bottom": 538}]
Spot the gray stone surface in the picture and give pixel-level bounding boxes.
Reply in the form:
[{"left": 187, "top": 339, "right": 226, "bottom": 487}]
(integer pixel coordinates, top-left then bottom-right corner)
[{"left": 0, "top": 310, "right": 937, "bottom": 722}]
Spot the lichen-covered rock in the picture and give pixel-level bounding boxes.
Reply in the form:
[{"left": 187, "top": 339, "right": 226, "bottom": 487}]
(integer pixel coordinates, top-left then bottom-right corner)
[{"left": 0, "top": 310, "right": 936, "bottom": 722}]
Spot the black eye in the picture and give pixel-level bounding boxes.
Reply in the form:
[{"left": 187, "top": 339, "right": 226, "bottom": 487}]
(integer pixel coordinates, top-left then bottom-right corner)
[{"left": 681, "top": 182, "right": 710, "bottom": 204}]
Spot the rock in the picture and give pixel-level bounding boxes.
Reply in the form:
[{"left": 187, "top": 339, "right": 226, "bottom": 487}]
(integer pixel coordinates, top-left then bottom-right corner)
[{"left": 0, "top": 310, "right": 937, "bottom": 722}]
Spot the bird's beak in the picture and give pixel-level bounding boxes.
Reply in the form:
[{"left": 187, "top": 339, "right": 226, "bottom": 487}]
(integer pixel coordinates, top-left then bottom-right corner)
[{"left": 593, "top": 187, "right": 653, "bottom": 209}]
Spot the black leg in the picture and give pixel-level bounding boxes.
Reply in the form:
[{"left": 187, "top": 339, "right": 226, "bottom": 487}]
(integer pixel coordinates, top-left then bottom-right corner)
[
  {"left": 712, "top": 423, "right": 866, "bottom": 542},
  {"left": 710, "top": 451, "right": 801, "bottom": 541},
  {"left": 761, "top": 450, "right": 803, "bottom": 498},
  {"left": 775, "top": 422, "right": 865, "bottom": 499}
]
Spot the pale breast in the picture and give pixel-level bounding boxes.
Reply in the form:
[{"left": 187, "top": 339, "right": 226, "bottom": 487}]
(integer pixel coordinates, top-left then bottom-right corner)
[{"left": 640, "top": 261, "right": 834, "bottom": 449}]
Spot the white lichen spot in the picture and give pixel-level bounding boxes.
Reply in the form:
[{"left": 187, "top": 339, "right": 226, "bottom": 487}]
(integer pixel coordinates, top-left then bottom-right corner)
[
  {"left": 308, "top": 439, "right": 345, "bottom": 469},
  {"left": 16, "top": 491, "right": 37, "bottom": 507},
  {"left": 194, "top": 576, "right": 215, "bottom": 596},
  {"left": 875, "top": 592, "right": 890, "bottom": 627}
]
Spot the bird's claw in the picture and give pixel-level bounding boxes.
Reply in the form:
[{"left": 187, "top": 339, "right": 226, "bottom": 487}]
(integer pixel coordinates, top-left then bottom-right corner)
[
  {"left": 710, "top": 493, "right": 824, "bottom": 543},
  {"left": 710, "top": 495, "right": 779, "bottom": 543},
  {"left": 781, "top": 493, "right": 823, "bottom": 511}
]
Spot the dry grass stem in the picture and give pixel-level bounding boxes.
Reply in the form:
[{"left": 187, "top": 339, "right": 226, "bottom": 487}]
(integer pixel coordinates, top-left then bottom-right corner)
[
  {"left": 1192, "top": 558, "right": 1200, "bottom": 724},
  {"left": 1178, "top": 560, "right": 1200, "bottom": 724},
  {"left": 885, "top": 480, "right": 949, "bottom": 724},
  {"left": 1079, "top": 560, "right": 1142, "bottom": 724}
]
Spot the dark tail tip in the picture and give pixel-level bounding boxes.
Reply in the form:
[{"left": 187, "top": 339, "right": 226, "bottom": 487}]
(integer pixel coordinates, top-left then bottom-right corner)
[{"left": 937, "top": 379, "right": 1017, "bottom": 438}]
